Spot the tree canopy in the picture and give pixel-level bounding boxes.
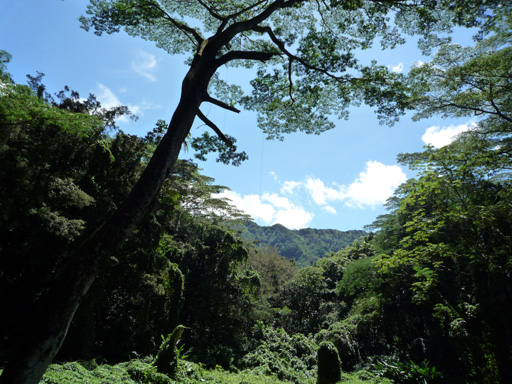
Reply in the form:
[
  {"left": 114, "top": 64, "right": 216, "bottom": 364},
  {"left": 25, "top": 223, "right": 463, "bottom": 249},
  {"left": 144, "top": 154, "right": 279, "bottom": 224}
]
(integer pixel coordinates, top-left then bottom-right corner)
[
  {"left": 80, "top": 0, "right": 501, "bottom": 148},
  {"left": 407, "top": 5, "right": 512, "bottom": 129}
]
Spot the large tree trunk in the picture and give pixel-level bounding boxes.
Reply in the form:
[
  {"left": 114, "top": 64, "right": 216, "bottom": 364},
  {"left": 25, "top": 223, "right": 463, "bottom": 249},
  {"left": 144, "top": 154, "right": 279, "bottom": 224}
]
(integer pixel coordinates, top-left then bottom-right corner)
[{"left": 0, "top": 56, "right": 214, "bottom": 384}]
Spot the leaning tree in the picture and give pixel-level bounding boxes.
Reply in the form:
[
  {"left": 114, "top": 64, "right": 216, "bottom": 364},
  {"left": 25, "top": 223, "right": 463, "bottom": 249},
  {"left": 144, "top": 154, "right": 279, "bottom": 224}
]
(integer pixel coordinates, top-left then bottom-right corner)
[{"left": 0, "top": 0, "right": 501, "bottom": 383}]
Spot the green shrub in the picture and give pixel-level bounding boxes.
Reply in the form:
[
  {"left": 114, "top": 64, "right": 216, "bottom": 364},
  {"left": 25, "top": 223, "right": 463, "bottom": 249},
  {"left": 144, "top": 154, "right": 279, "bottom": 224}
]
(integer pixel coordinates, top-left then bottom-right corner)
[
  {"left": 154, "top": 325, "right": 185, "bottom": 377},
  {"left": 364, "top": 356, "right": 443, "bottom": 383},
  {"left": 317, "top": 341, "right": 341, "bottom": 384},
  {"left": 41, "top": 360, "right": 172, "bottom": 384},
  {"left": 316, "top": 321, "right": 360, "bottom": 371},
  {"left": 240, "top": 325, "right": 317, "bottom": 383},
  {"left": 39, "top": 358, "right": 390, "bottom": 384}
]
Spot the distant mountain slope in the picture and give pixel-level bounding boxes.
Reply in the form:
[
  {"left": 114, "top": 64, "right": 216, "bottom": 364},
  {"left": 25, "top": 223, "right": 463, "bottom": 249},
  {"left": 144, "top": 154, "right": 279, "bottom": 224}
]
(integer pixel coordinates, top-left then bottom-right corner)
[{"left": 239, "top": 222, "right": 367, "bottom": 267}]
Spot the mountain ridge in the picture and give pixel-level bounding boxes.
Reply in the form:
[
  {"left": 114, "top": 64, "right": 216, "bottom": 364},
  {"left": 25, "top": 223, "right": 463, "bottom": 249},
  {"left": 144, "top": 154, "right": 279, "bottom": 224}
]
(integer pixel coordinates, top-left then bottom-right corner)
[{"left": 238, "top": 221, "right": 367, "bottom": 267}]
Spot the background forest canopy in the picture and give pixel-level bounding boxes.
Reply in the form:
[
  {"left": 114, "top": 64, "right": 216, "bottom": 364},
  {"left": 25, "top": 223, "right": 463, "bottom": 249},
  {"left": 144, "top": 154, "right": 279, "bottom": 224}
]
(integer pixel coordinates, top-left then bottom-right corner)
[{"left": 1, "top": 1, "right": 512, "bottom": 384}]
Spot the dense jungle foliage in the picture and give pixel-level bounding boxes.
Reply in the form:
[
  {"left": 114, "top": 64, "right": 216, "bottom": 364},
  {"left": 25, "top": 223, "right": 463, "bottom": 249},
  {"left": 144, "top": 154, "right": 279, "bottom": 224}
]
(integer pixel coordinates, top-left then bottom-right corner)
[{"left": 1, "top": 1, "right": 512, "bottom": 383}]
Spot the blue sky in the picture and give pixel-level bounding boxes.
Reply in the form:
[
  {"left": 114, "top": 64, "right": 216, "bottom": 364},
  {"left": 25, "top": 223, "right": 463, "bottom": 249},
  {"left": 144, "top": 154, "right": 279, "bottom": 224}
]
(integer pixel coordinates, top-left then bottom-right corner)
[{"left": 1, "top": 1, "right": 477, "bottom": 231}]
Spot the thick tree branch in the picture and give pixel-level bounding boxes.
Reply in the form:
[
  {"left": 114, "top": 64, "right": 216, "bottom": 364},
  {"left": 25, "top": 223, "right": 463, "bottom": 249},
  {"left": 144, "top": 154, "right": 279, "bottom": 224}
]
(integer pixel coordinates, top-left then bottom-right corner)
[
  {"left": 216, "top": 50, "right": 279, "bottom": 67},
  {"left": 212, "top": 0, "right": 303, "bottom": 50},
  {"left": 204, "top": 94, "right": 241, "bottom": 113},
  {"left": 197, "top": 109, "right": 233, "bottom": 146}
]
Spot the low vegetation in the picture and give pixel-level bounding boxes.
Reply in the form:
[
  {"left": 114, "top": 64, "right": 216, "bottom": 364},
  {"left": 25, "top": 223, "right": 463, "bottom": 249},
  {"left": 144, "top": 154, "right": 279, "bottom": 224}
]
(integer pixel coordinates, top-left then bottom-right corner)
[{"left": 37, "top": 359, "right": 390, "bottom": 384}]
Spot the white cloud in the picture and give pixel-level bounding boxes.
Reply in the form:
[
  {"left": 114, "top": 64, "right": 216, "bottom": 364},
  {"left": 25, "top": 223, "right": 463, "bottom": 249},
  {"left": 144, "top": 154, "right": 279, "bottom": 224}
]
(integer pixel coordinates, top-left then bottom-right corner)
[
  {"left": 217, "top": 190, "right": 275, "bottom": 223},
  {"left": 342, "top": 161, "right": 407, "bottom": 208},
  {"left": 216, "top": 190, "right": 313, "bottom": 229},
  {"left": 281, "top": 180, "right": 301, "bottom": 195},
  {"left": 263, "top": 193, "right": 292, "bottom": 210},
  {"left": 95, "top": 83, "right": 159, "bottom": 122},
  {"left": 322, "top": 206, "right": 337, "bottom": 214},
  {"left": 280, "top": 161, "right": 407, "bottom": 212},
  {"left": 273, "top": 207, "right": 313, "bottom": 229},
  {"left": 96, "top": 83, "right": 122, "bottom": 110},
  {"left": 131, "top": 51, "right": 158, "bottom": 81},
  {"left": 305, "top": 178, "right": 344, "bottom": 206},
  {"left": 390, "top": 62, "right": 404, "bottom": 73},
  {"left": 217, "top": 161, "right": 406, "bottom": 228},
  {"left": 422, "top": 123, "right": 474, "bottom": 148},
  {"left": 96, "top": 83, "right": 135, "bottom": 123}
]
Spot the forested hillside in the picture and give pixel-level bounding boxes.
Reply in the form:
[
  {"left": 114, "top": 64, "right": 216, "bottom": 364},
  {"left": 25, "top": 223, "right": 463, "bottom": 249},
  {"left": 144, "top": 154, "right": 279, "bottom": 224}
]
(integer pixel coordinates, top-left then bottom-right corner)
[
  {"left": 1, "top": 1, "right": 511, "bottom": 384},
  {"left": 240, "top": 221, "right": 366, "bottom": 266}
]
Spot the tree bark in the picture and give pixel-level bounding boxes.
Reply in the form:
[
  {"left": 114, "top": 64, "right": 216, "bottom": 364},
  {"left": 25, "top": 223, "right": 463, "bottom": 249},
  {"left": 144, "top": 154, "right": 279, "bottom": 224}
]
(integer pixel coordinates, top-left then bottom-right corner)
[{"left": 0, "top": 54, "right": 214, "bottom": 384}]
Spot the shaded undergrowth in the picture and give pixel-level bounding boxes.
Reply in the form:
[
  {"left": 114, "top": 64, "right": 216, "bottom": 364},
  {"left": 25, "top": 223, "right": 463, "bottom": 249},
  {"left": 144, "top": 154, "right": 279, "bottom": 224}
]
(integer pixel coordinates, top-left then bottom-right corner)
[{"left": 38, "top": 358, "right": 390, "bottom": 384}]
